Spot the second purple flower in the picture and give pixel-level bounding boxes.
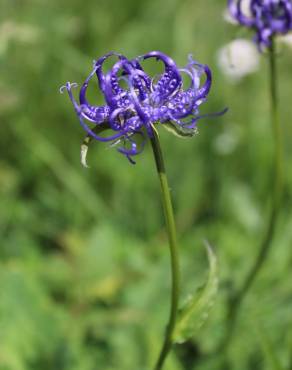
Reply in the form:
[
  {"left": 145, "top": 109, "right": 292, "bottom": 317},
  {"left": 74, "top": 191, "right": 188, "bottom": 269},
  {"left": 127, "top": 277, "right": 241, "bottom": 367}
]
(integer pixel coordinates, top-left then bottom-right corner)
[{"left": 228, "top": 0, "right": 292, "bottom": 50}]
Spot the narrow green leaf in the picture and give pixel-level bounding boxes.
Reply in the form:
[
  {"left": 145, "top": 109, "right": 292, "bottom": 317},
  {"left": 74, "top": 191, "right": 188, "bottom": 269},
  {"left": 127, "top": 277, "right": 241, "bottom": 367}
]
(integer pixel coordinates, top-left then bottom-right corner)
[
  {"left": 173, "top": 242, "right": 219, "bottom": 344},
  {"left": 162, "top": 121, "right": 199, "bottom": 138}
]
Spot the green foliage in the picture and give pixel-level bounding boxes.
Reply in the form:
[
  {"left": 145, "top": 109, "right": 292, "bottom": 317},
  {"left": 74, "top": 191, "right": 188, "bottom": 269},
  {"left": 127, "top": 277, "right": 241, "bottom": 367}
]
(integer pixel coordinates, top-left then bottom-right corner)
[
  {"left": 1, "top": 0, "right": 292, "bottom": 369},
  {"left": 173, "top": 243, "right": 218, "bottom": 344}
]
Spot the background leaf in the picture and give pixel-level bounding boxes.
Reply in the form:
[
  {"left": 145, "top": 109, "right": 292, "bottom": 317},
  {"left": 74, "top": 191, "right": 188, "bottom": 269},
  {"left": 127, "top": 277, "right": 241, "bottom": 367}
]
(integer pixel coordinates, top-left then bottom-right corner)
[{"left": 173, "top": 242, "right": 219, "bottom": 344}]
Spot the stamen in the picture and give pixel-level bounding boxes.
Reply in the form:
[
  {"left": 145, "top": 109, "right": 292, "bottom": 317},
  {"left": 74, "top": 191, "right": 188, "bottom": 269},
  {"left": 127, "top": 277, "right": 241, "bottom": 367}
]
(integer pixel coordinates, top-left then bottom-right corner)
[{"left": 59, "top": 82, "right": 78, "bottom": 94}]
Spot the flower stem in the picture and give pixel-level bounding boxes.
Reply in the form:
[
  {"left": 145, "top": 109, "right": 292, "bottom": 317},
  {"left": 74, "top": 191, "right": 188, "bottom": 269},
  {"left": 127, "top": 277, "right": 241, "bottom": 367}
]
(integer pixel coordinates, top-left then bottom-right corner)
[
  {"left": 150, "top": 128, "right": 180, "bottom": 370},
  {"left": 223, "top": 37, "right": 283, "bottom": 349}
]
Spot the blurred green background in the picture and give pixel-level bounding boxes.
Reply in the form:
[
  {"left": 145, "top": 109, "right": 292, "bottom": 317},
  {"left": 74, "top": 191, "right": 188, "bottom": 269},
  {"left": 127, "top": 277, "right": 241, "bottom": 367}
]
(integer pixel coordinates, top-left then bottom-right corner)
[{"left": 1, "top": 0, "right": 292, "bottom": 369}]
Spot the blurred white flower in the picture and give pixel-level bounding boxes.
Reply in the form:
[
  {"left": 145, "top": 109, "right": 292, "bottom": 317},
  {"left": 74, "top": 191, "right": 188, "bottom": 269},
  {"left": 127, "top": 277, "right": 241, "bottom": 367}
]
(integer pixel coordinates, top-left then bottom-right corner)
[
  {"left": 223, "top": 0, "right": 252, "bottom": 25},
  {"left": 213, "top": 125, "right": 241, "bottom": 155},
  {"left": 217, "top": 39, "right": 260, "bottom": 81}
]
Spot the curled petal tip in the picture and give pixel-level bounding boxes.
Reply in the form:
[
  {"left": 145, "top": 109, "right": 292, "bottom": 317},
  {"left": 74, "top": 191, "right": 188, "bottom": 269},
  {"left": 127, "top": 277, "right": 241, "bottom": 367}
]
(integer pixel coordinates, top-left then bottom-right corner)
[
  {"left": 60, "top": 82, "right": 78, "bottom": 94},
  {"left": 59, "top": 84, "right": 67, "bottom": 94}
]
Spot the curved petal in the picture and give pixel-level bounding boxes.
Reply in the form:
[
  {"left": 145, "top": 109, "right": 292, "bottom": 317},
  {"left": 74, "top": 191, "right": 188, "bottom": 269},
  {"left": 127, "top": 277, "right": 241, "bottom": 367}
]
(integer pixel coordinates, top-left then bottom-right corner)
[
  {"left": 271, "top": 1, "right": 292, "bottom": 32},
  {"left": 283, "top": 1, "right": 292, "bottom": 28},
  {"left": 103, "top": 58, "right": 134, "bottom": 109},
  {"left": 94, "top": 52, "right": 125, "bottom": 93},
  {"left": 168, "top": 61, "right": 212, "bottom": 120},
  {"left": 129, "top": 59, "right": 152, "bottom": 90},
  {"left": 189, "top": 60, "right": 212, "bottom": 101},
  {"left": 105, "top": 58, "right": 151, "bottom": 107},
  {"left": 127, "top": 73, "right": 150, "bottom": 125},
  {"left": 62, "top": 82, "right": 124, "bottom": 142},
  {"left": 140, "top": 51, "right": 182, "bottom": 104},
  {"left": 237, "top": 0, "right": 256, "bottom": 27},
  {"left": 169, "top": 107, "right": 228, "bottom": 129},
  {"left": 123, "top": 63, "right": 152, "bottom": 102},
  {"left": 77, "top": 112, "right": 124, "bottom": 142},
  {"left": 78, "top": 67, "right": 110, "bottom": 124},
  {"left": 104, "top": 61, "right": 151, "bottom": 126},
  {"left": 228, "top": 0, "right": 255, "bottom": 27}
]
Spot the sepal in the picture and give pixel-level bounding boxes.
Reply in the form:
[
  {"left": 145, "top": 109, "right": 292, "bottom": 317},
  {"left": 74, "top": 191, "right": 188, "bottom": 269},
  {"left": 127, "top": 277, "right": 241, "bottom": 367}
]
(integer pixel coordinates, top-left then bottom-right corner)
[{"left": 162, "top": 121, "right": 199, "bottom": 139}]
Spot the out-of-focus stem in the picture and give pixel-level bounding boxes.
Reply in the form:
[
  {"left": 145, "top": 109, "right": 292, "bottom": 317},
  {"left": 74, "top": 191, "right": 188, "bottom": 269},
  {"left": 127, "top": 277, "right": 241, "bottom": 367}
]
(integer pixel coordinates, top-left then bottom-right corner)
[{"left": 222, "top": 37, "right": 283, "bottom": 350}]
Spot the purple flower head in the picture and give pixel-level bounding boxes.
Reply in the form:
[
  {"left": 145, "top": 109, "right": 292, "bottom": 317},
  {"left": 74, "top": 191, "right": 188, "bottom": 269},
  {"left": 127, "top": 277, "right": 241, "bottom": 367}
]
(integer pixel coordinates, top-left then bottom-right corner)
[
  {"left": 228, "top": 0, "right": 292, "bottom": 50},
  {"left": 61, "top": 51, "right": 225, "bottom": 164}
]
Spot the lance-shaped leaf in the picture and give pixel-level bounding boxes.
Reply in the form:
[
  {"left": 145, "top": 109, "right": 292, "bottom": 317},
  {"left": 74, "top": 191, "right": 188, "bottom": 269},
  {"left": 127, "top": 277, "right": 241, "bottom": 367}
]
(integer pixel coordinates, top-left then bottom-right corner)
[{"left": 173, "top": 242, "right": 219, "bottom": 344}]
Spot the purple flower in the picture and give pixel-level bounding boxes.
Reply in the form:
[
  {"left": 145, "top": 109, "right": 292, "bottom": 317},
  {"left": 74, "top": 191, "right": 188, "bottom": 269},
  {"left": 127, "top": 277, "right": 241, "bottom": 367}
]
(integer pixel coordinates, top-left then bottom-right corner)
[
  {"left": 228, "top": 0, "right": 292, "bottom": 49},
  {"left": 61, "top": 51, "right": 223, "bottom": 163}
]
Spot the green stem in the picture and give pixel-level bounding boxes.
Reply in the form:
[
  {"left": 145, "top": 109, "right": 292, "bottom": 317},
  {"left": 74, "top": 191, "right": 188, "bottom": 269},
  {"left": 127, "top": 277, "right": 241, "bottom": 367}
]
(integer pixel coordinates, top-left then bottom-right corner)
[
  {"left": 223, "top": 37, "right": 283, "bottom": 349},
  {"left": 150, "top": 128, "right": 180, "bottom": 370}
]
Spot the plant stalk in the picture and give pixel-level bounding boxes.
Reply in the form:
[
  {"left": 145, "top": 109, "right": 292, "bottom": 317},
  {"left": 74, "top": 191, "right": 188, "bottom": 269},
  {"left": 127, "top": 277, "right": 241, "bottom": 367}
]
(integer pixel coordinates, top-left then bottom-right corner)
[
  {"left": 150, "top": 127, "right": 180, "bottom": 370},
  {"left": 223, "top": 37, "right": 283, "bottom": 349}
]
